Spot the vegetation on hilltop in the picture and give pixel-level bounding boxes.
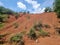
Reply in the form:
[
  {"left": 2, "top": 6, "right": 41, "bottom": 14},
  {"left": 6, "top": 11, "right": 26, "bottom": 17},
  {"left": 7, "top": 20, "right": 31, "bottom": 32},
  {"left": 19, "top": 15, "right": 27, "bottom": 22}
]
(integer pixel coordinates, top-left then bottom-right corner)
[
  {"left": 0, "top": 6, "right": 17, "bottom": 15},
  {"left": 44, "top": 7, "right": 52, "bottom": 12},
  {"left": 54, "top": 0, "right": 60, "bottom": 18}
]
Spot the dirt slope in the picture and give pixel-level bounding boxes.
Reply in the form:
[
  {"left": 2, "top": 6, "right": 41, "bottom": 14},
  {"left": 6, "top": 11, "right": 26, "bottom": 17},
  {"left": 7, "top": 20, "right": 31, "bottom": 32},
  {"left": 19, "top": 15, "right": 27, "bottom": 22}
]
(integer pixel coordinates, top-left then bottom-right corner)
[{"left": 0, "top": 12, "right": 60, "bottom": 45}]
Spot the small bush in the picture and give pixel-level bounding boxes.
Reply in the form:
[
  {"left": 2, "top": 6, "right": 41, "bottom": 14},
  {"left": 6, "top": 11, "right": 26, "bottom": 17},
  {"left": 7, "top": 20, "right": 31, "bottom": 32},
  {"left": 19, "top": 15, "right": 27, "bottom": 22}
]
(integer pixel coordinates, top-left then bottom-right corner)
[
  {"left": 10, "top": 36, "right": 21, "bottom": 42},
  {"left": 15, "top": 15, "right": 19, "bottom": 19},
  {"left": 0, "top": 17, "right": 3, "bottom": 22},
  {"left": 13, "top": 23, "right": 19, "bottom": 28},
  {"left": 0, "top": 23, "right": 5, "bottom": 29},
  {"left": 44, "top": 7, "right": 52, "bottom": 12},
  {"left": 44, "top": 24, "right": 51, "bottom": 28},
  {"left": 10, "top": 33, "right": 25, "bottom": 45},
  {"left": 55, "top": 27, "right": 60, "bottom": 35},
  {"left": 33, "top": 22, "right": 43, "bottom": 31},
  {"left": 7, "top": 15, "right": 10, "bottom": 18},
  {"left": 26, "top": 11, "right": 30, "bottom": 14},
  {"left": 18, "top": 40, "right": 25, "bottom": 45},
  {"left": 0, "top": 34, "right": 8, "bottom": 39},
  {"left": 0, "top": 40, "right": 6, "bottom": 44},
  {"left": 28, "top": 29, "right": 37, "bottom": 40},
  {"left": 10, "top": 34, "right": 23, "bottom": 42},
  {"left": 0, "top": 34, "right": 8, "bottom": 44},
  {"left": 23, "top": 12, "right": 26, "bottom": 15},
  {"left": 39, "top": 29, "right": 49, "bottom": 37},
  {"left": 10, "top": 32, "right": 25, "bottom": 44}
]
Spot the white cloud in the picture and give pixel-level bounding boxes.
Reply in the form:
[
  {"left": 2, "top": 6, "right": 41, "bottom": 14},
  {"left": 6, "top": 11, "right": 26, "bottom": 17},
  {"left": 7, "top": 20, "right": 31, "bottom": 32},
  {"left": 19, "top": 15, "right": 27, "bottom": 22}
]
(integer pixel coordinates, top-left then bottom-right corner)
[
  {"left": 17, "top": 2, "right": 26, "bottom": 10},
  {"left": 0, "top": 1, "right": 4, "bottom": 6},
  {"left": 25, "top": 0, "right": 45, "bottom": 14},
  {"left": 25, "top": 0, "right": 40, "bottom": 9},
  {"left": 30, "top": 8, "right": 45, "bottom": 14},
  {"left": 17, "top": 0, "right": 45, "bottom": 14}
]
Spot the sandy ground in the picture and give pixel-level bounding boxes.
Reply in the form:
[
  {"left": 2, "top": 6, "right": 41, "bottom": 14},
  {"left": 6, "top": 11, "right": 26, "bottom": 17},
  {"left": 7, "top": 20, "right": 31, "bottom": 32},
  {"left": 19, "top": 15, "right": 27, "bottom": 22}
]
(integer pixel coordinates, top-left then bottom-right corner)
[{"left": 0, "top": 12, "right": 60, "bottom": 45}]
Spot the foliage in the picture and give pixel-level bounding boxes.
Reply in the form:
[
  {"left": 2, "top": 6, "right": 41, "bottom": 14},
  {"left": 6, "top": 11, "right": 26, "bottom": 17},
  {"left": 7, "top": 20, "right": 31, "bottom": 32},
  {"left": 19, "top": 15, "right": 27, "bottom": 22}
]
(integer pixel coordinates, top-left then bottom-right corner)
[
  {"left": 39, "top": 29, "right": 49, "bottom": 37},
  {"left": 0, "top": 6, "right": 17, "bottom": 15},
  {"left": 26, "top": 11, "right": 30, "bottom": 14},
  {"left": 54, "top": 0, "right": 60, "bottom": 18},
  {"left": 0, "top": 17, "right": 3, "bottom": 23},
  {"left": 10, "top": 32, "right": 25, "bottom": 42},
  {"left": 28, "top": 29, "right": 37, "bottom": 40},
  {"left": 0, "top": 34, "right": 9, "bottom": 39},
  {"left": 0, "top": 23, "right": 5, "bottom": 29},
  {"left": 55, "top": 27, "right": 60, "bottom": 35},
  {"left": 44, "top": 24, "right": 51, "bottom": 28},
  {"left": 0, "top": 34, "right": 9, "bottom": 44},
  {"left": 0, "top": 34, "right": 5, "bottom": 39},
  {"left": 33, "top": 22, "right": 43, "bottom": 30},
  {"left": 10, "top": 32, "right": 25, "bottom": 45},
  {"left": 45, "top": 7, "right": 52, "bottom": 12},
  {"left": 15, "top": 15, "right": 19, "bottom": 19},
  {"left": 13, "top": 23, "right": 19, "bottom": 28},
  {"left": 0, "top": 40, "right": 5, "bottom": 44},
  {"left": 18, "top": 40, "right": 24, "bottom": 45},
  {"left": 15, "top": 13, "right": 19, "bottom": 19},
  {"left": 0, "top": 14, "right": 11, "bottom": 23},
  {"left": 23, "top": 11, "right": 26, "bottom": 15}
]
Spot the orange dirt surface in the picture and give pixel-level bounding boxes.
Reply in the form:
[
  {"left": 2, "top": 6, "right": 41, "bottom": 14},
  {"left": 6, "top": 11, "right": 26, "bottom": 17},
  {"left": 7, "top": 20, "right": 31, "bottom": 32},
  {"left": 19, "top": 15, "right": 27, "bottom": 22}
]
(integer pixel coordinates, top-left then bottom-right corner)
[{"left": 0, "top": 12, "right": 60, "bottom": 45}]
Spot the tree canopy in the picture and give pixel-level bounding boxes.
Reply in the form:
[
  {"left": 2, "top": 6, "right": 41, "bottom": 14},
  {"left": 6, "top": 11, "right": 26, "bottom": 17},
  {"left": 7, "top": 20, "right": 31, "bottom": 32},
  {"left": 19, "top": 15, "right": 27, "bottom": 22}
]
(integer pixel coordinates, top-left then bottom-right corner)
[
  {"left": 0, "top": 6, "right": 17, "bottom": 15},
  {"left": 54, "top": 0, "right": 60, "bottom": 18},
  {"left": 44, "top": 7, "right": 52, "bottom": 12}
]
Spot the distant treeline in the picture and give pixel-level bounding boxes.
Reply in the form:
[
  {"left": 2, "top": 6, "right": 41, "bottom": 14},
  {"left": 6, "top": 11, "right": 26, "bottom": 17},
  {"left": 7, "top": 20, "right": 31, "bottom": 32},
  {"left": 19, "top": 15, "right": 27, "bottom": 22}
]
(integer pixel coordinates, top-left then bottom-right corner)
[
  {"left": 0, "top": 6, "right": 19, "bottom": 23},
  {"left": 0, "top": 6, "right": 17, "bottom": 15}
]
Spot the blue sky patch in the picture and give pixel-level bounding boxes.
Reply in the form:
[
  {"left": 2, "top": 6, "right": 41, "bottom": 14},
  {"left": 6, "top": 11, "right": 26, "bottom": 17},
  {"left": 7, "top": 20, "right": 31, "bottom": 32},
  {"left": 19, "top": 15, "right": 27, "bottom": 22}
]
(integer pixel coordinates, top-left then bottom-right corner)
[{"left": 0, "top": 0, "right": 54, "bottom": 13}]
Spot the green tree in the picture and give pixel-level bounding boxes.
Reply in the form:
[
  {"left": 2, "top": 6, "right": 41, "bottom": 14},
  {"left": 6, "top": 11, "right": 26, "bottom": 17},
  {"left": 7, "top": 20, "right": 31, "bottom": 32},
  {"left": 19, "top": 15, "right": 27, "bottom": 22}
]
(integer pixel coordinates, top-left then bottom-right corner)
[
  {"left": 0, "top": 6, "right": 17, "bottom": 15},
  {"left": 0, "top": 17, "right": 3, "bottom": 22},
  {"left": 54, "top": 0, "right": 60, "bottom": 18},
  {"left": 45, "top": 7, "right": 52, "bottom": 12}
]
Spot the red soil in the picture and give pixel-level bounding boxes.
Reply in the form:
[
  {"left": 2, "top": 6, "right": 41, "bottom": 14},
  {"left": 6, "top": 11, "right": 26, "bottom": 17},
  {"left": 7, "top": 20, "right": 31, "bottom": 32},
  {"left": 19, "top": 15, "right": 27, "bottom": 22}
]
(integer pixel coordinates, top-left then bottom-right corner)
[{"left": 0, "top": 12, "right": 60, "bottom": 45}]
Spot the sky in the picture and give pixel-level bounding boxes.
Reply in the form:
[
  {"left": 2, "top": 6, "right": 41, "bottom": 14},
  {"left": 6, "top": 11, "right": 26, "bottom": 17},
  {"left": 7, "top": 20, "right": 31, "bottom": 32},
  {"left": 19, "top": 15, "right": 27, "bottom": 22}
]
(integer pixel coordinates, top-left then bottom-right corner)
[{"left": 0, "top": 0, "right": 54, "bottom": 13}]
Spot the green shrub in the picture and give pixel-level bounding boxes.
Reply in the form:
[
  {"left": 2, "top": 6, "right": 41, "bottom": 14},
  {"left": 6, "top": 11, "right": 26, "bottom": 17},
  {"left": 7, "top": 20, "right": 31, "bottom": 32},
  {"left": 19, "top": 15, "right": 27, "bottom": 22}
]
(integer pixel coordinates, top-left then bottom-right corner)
[
  {"left": 10, "top": 36, "right": 21, "bottom": 42},
  {"left": 0, "top": 34, "right": 9, "bottom": 44},
  {"left": 33, "top": 22, "right": 43, "bottom": 30},
  {"left": 44, "top": 24, "right": 50, "bottom": 28},
  {"left": 0, "top": 23, "right": 5, "bottom": 29},
  {"left": 10, "top": 31, "right": 25, "bottom": 42},
  {"left": 15, "top": 14, "right": 19, "bottom": 19},
  {"left": 13, "top": 23, "right": 19, "bottom": 28},
  {"left": 44, "top": 7, "right": 52, "bottom": 12},
  {"left": 0, "top": 6, "right": 17, "bottom": 15},
  {"left": 18, "top": 40, "right": 24, "bottom": 45},
  {"left": 28, "top": 29, "right": 37, "bottom": 40},
  {"left": 0, "top": 40, "right": 6, "bottom": 44},
  {"left": 55, "top": 27, "right": 60, "bottom": 35},
  {"left": 10, "top": 34, "right": 23, "bottom": 42},
  {"left": 0, "top": 14, "right": 9, "bottom": 23},
  {"left": 54, "top": 0, "right": 60, "bottom": 18},
  {"left": 27, "top": 11, "right": 30, "bottom": 14},
  {"left": 23, "top": 11, "right": 26, "bottom": 15},
  {"left": 39, "top": 29, "right": 49, "bottom": 37},
  {"left": 10, "top": 32, "right": 25, "bottom": 45},
  {"left": 0, "top": 34, "right": 8, "bottom": 39}
]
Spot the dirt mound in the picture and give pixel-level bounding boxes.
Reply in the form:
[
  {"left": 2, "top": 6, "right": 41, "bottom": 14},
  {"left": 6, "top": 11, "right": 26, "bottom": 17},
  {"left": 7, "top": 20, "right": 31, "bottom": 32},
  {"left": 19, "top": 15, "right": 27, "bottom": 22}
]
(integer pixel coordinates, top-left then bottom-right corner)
[{"left": 0, "top": 12, "right": 60, "bottom": 45}]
